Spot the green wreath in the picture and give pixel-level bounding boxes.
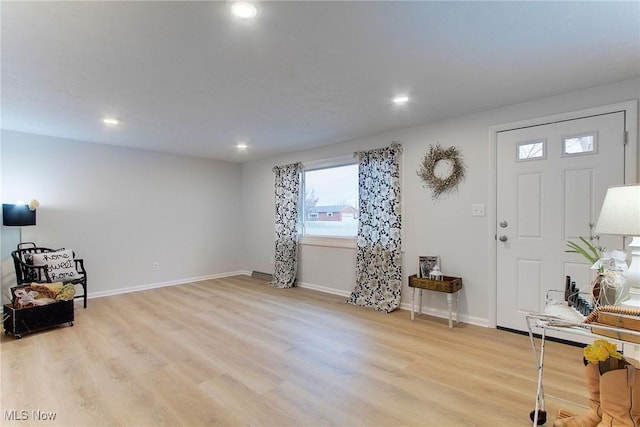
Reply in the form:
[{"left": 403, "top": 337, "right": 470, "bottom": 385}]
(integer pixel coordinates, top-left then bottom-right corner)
[{"left": 417, "top": 144, "right": 466, "bottom": 200}]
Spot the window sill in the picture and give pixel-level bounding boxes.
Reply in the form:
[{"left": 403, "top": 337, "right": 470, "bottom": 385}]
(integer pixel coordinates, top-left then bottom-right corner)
[{"left": 300, "top": 236, "right": 356, "bottom": 249}]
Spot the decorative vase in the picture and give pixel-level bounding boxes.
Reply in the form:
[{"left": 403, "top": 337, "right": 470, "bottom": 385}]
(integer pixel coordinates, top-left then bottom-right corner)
[{"left": 591, "top": 271, "right": 623, "bottom": 307}]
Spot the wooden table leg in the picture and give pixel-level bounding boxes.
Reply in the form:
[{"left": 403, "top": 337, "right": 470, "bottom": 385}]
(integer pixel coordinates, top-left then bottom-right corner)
[
  {"left": 456, "top": 291, "right": 460, "bottom": 325},
  {"left": 411, "top": 287, "right": 415, "bottom": 320},
  {"left": 447, "top": 293, "right": 453, "bottom": 328}
]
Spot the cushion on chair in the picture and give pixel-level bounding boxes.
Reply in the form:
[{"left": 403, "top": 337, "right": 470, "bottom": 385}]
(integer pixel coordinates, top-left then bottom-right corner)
[
  {"left": 31, "top": 249, "right": 79, "bottom": 281},
  {"left": 20, "top": 247, "right": 64, "bottom": 266}
]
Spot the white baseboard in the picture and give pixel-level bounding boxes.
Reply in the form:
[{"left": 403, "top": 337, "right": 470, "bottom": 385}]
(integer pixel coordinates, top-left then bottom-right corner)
[
  {"left": 297, "top": 280, "right": 352, "bottom": 297},
  {"left": 88, "top": 270, "right": 252, "bottom": 299},
  {"left": 398, "top": 301, "right": 489, "bottom": 327},
  {"left": 298, "top": 280, "right": 489, "bottom": 327}
]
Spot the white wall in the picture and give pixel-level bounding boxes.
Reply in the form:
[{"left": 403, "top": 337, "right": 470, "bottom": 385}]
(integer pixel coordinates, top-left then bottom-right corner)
[
  {"left": 1, "top": 131, "right": 244, "bottom": 302},
  {"left": 1, "top": 78, "right": 637, "bottom": 322},
  {"left": 241, "top": 78, "right": 640, "bottom": 326}
]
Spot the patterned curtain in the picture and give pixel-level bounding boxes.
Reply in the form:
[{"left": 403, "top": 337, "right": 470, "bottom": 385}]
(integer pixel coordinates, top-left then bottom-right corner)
[
  {"left": 347, "top": 143, "right": 402, "bottom": 313},
  {"left": 272, "top": 162, "right": 302, "bottom": 289}
]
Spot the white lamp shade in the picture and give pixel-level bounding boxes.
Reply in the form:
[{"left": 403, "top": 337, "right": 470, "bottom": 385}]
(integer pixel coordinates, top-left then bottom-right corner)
[{"left": 595, "top": 184, "right": 640, "bottom": 236}]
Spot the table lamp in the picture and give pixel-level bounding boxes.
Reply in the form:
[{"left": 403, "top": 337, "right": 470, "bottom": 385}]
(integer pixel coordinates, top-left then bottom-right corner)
[{"left": 595, "top": 184, "right": 640, "bottom": 307}]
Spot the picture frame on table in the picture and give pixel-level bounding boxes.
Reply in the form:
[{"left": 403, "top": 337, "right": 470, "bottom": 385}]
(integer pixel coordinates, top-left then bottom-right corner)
[{"left": 418, "top": 256, "right": 440, "bottom": 278}]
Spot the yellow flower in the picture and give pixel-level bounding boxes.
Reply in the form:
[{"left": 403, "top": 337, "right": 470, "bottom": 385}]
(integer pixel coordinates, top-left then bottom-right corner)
[{"left": 583, "top": 339, "right": 622, "bottom": 364}]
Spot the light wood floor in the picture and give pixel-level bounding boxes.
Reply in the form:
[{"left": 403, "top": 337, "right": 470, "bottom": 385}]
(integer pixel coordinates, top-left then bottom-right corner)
[{"left": 1, "top": 275, "right": 589, "bottom": 426}]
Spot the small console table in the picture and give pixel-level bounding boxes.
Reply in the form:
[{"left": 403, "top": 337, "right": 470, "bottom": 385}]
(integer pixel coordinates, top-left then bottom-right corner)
[
  {"left": 525, "top": 311, "right": 640, "bottom": 426},
  {"left": 408, "top": 274, "right": 462, "bottom": 328}
]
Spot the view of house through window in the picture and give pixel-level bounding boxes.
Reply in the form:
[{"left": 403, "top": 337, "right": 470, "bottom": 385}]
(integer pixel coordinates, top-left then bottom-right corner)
[{"left": 302, "top": 163, "right": 359, "bottom": 237}]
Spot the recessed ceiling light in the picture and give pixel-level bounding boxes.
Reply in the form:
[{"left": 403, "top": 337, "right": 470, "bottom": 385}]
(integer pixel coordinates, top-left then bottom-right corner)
[
  {"left": 231, "top": 2, "right": 258, "bottom": 19},
  {"left": 392, "top": 95, "right": 410, "bottom": 105},
  {"left": 103, "top": 118, "right": 120, "bottom": 126},
  {"left": 236, "top": 143, "right": 248, "bottom": 150}
]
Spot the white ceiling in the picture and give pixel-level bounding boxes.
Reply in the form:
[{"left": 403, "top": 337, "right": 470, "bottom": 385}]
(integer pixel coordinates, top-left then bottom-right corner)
[{"left": 2, "top": 1, "right": 639, "bottom": 163}]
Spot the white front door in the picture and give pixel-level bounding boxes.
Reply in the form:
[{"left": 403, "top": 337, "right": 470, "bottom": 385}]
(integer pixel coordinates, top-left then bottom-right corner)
[{"left": 496, "top": 111, "right": 627, "bottom": 334}]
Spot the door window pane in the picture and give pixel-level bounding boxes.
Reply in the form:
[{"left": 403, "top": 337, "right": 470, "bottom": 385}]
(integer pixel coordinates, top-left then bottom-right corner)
[
  {"left": 564, "top": 133, "right": 596, "bottom": 155},
  {"left": 517, "top": 140, "right": 546, "bottom": 161}
]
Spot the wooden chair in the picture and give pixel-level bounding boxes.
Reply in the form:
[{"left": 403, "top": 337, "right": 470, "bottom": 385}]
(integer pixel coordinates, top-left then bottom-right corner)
[{"left": 11, "top": 242, "right": 88, "bottom": 308}]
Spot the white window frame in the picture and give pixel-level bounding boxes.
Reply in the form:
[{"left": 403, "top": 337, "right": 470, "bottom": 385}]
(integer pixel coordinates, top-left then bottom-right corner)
[{"left": 300, "top": 155, "right": 358, "bottom": 249}]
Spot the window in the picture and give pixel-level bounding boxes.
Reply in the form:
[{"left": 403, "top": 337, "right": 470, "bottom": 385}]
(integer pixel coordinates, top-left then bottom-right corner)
[
  {"left": 301, "top": 162, "right": 359, "bottom": 241},
  {"left": 563, "top": 133, "right": 596, "bottom": 155},
  {"left": 516, "top": 139, "right": 546, "bottom": 161}
]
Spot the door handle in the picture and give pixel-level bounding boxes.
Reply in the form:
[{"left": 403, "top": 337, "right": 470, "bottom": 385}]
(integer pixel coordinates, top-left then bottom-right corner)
[
  {"left": 500, "top": 220, "right": 508, "bottom": 228},
  {"left": 499, "top": 235, "right": 508, "bottom": 242}
]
